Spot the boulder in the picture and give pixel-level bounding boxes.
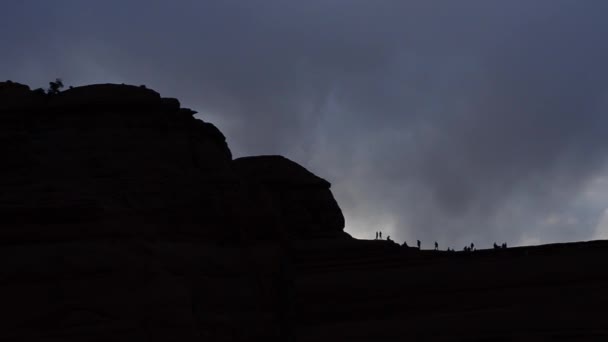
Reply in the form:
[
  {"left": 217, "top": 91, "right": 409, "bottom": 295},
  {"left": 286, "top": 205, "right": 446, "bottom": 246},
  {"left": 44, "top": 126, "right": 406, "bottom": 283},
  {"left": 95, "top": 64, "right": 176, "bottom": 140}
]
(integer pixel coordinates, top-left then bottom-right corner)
[{"left": 233, "top": 155, "right": 346, "bottom": 239}]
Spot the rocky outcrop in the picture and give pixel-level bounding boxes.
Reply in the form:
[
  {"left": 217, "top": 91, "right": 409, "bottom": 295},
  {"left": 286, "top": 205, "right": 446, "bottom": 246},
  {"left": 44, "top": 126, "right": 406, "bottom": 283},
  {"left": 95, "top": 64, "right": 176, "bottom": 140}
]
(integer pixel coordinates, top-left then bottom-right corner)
[
  {"left": 4, "top": 80, "right": 608, "bottom": 341},
  {"left": 233, "top": 155, "right": 347, "bottom": 239},
  {"left": 0, "top": 82, "right": 288, "bottom": 341},
  {"left": 0, "top": 80, "right": 46, "bottom": 111},
  {"left": 0, "top": 80, "right": 31, "bottom": 95},
  {"left": 1, "top": 82, "right": 242, "bottom": 240}
]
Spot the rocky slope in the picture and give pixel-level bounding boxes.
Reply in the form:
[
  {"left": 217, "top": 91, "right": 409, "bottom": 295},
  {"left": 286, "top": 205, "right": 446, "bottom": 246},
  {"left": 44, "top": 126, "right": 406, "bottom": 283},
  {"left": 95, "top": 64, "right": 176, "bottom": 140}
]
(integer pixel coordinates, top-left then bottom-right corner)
[{"left": 294, "top": 238, "right": 608, "bottom": 341}]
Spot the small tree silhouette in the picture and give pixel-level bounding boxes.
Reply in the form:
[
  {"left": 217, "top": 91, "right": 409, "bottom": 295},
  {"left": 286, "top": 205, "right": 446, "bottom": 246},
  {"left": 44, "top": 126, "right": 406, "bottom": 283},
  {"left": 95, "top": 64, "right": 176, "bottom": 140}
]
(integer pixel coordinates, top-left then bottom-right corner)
[{"left": 47, "top": 78, "right": 64, "bottom": 95}]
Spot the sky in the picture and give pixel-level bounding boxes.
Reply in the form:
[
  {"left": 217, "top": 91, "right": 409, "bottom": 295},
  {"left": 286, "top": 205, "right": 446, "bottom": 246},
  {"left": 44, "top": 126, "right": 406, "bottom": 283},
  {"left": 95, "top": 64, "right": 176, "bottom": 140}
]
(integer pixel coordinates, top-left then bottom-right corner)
[{"left": 3, "top": 1, "right": 608, "bottom": 249}]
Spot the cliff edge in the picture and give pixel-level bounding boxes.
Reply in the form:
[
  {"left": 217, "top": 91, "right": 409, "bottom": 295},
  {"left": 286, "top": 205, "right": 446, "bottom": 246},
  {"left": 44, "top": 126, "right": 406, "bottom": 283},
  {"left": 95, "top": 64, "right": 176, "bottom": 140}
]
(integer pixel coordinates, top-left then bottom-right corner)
[{"left": 0, "top": 81, "right": 347, "bottom": 341}]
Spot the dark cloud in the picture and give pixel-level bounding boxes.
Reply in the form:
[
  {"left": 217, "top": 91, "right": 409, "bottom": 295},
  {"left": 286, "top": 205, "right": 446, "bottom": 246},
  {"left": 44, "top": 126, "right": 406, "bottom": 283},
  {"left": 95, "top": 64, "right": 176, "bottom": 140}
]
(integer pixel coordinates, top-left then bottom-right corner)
[{"left": 3, "top": 1, "right": 608, "bottom": 247}]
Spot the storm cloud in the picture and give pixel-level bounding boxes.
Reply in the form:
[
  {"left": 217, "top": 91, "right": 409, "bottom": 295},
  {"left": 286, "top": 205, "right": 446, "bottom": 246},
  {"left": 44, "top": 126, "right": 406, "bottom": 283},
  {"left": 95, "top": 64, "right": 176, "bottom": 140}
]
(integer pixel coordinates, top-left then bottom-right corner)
[{"left": 3, "top": 1, "right": 608, "bottom": 248}]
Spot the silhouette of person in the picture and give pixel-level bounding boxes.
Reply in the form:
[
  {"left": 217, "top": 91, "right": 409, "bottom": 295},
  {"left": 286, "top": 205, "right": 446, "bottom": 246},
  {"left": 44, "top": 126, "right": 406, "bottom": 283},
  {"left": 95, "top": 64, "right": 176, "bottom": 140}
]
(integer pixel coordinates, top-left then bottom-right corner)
[
  {"left": 493, "top": 242, "right": 498, "bottom": 249},
  {"left": 434, "top": 241, "right": 438, "bottom": 250},
  {"left": 387, "top": 235, "right": 392, "bottom": 242},
  {"left": 502, "top": 242, "right": 507, "bottom": 249},
  {"left": 470, "top": 243, "right": 475, "bottom": 250},
  {"left": 376, "top": 232, "right": 378, "bottom": 240},
  {"left": 379, "top": 231, "right": 382, "bottom": 239},
  {"left": 417, "top": 240, "right": 421, "bottom": 249}
]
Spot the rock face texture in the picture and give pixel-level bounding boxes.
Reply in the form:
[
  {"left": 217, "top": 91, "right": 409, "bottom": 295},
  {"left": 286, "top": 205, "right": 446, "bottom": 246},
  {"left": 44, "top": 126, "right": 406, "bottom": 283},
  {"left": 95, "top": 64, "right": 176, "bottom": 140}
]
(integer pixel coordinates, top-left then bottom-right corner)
[
  {"left": 5, "top": 80, "right": 608, "bottom": 341},
  {"left": 233, "top": 155, "right": 346, "bottom": 239},
  {"left": 2, "top": 81, "right": 330, "bottom": 341},
  {"left": 1, "top": 82, "right": 257, "bottom": 241}
]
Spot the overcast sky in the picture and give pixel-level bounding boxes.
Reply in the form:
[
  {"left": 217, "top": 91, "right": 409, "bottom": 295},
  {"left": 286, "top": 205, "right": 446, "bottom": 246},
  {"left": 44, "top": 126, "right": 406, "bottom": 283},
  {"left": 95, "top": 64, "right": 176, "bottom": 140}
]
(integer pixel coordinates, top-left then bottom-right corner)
[{"left": 3, "top": 1, "right": 608, "bottom": 248}]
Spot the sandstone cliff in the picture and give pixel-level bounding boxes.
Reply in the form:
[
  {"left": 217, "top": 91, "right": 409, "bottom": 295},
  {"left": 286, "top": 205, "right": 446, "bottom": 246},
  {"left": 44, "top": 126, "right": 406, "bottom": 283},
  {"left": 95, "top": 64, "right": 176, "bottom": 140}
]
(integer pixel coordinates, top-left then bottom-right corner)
[{"left": 0, "top": 81, "right": 346, "bottom": 341}]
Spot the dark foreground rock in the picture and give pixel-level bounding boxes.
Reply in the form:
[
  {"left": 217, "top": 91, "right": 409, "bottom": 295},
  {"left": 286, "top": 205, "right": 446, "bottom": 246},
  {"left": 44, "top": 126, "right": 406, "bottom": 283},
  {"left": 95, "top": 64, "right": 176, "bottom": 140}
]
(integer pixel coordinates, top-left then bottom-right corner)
[
  {"left": 3, "top": 81, "right": 608, "bottom": 341},
  {"left": 0, "top": 81, "right": 348, "bottom": 341},
  {"left": 233, "top": 155, "right": 347, "bottom": 239},
  {"left": 294, "top": 239, "right": 608, "bottom": 341}
]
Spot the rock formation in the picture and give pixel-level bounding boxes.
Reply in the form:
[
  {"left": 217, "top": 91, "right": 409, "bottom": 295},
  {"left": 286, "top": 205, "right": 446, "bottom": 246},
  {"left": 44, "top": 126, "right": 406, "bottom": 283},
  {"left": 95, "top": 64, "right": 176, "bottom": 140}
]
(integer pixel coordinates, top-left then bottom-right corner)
[
  {"left": 0, "top": 81, "right": 347, "bottom": 341},
  {"left": 233, "top": 155, "right": 347, "bottom": 239},
  {"left": 1, "top": 82, "right": 267, "bottom": 241},
  {"left": 4, "top": 80, "right": 608, "bottom": 341}
]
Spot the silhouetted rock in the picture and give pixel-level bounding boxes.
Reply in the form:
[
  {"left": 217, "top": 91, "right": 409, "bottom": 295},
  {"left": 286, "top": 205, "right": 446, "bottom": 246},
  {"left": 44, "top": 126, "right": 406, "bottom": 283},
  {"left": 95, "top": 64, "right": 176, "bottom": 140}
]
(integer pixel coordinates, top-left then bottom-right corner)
[
  {"left": 0, "top": 82, "right": 287, "bottom": 341},
  {"left": 233, "top": 155, "right": 346, "bottom": 239},
  {"left": 0, "top": 80, "right": 46, "bottom": 111},
  {"left": 47, "top": 83, "right": 162, "bottom": 110},
  {"left": 160, "top": 97, "right": 180, "bottom": 111},
  {"left": 8, "top": 81, "right": 606, "bottom": 341},
  {"left": 0, "top": 80, "right": 30, "bottom": 94},
  {"left": 0, "top": 85, "right": 250, "bottom": 239}
]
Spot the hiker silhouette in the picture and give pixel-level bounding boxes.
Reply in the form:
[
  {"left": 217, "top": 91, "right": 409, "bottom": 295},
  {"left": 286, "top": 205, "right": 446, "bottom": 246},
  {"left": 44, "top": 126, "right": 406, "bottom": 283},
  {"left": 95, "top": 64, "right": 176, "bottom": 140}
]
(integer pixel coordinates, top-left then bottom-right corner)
[
  {"left": 379, "top": 232, "right": 382, "bottom": 239},
  {"left": 434, "top": 241, "right": 438, "bottom": 250},
  {"left": 417, "top": 240, "right": 421, "bottom": 249}
]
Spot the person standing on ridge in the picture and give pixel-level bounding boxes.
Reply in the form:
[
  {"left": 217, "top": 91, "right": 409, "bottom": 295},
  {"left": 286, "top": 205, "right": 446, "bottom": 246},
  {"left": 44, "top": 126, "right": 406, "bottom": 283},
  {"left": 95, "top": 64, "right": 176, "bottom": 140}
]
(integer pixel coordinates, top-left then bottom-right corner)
[
  {"left": 379, "top": 231, "right": 382, "bottom": 239},
  {"left": 417, "top": 240, "right": 421, "bottom": 249},
  {"left": 434, "top": 241, "right": 438, "bottom": 250}
]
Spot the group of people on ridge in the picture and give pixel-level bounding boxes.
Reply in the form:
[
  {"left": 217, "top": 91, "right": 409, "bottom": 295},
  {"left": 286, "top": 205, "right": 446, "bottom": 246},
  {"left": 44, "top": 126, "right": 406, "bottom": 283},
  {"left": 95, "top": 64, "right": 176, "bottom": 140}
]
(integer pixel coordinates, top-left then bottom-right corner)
[
  {"left": 374, "top": 233, "right": 508, "bottom": 252},
  {"left": 374, "top": 231, "right": 392, "bottom": 242}
]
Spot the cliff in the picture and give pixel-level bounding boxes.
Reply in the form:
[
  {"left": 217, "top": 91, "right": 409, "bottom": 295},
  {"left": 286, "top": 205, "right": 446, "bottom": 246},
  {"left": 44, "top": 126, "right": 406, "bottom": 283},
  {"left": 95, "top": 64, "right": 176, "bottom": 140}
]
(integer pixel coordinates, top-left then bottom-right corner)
[
  {"left": 0, "top": 81, "right": 346, "bottom": 341},
  {"left": 3, "top": 80, "right": 608, "bottom": 341}
]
